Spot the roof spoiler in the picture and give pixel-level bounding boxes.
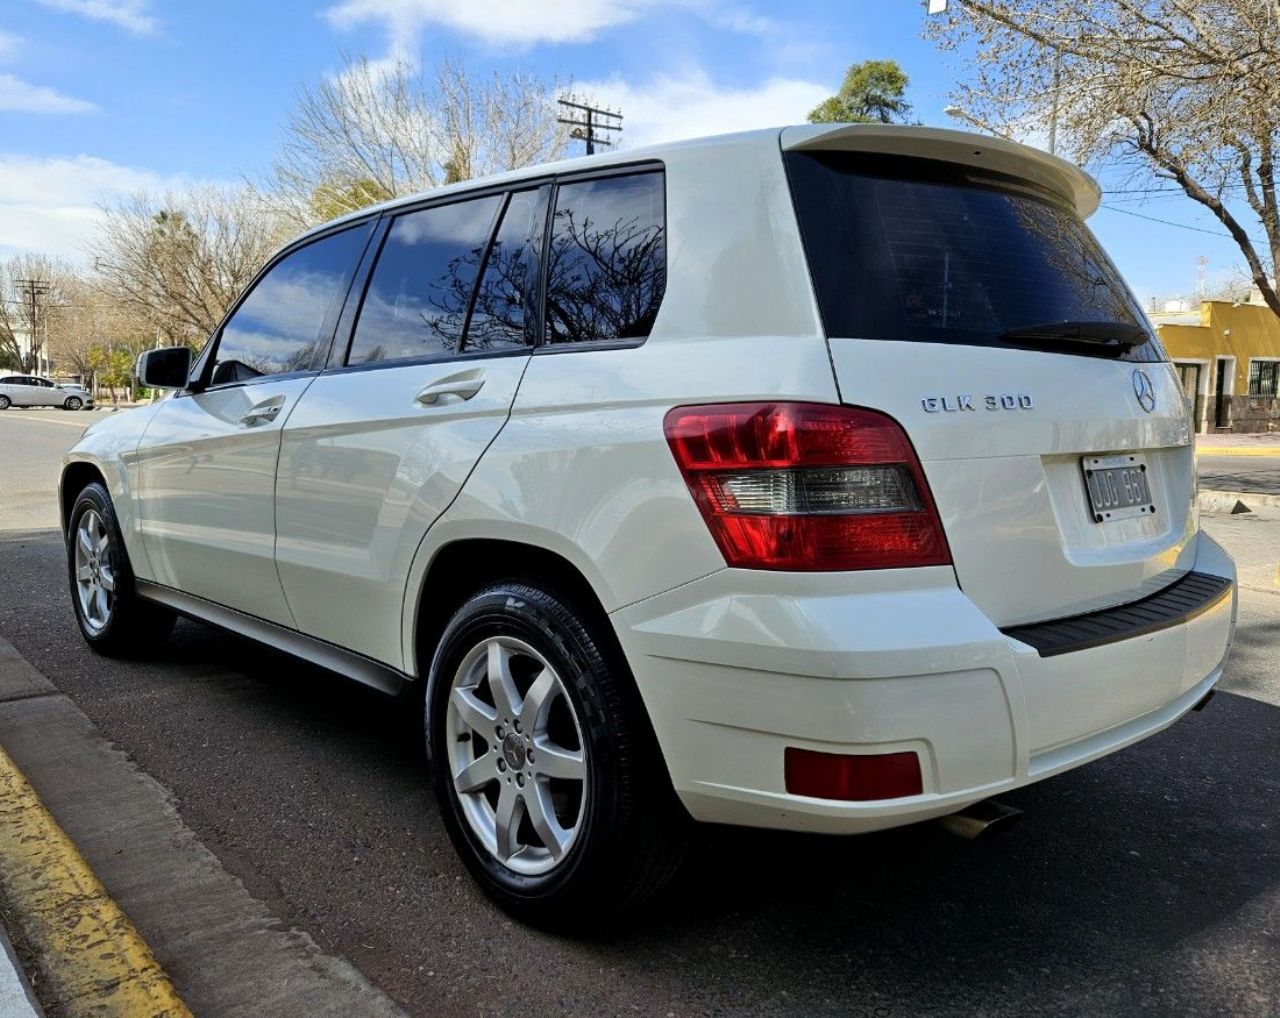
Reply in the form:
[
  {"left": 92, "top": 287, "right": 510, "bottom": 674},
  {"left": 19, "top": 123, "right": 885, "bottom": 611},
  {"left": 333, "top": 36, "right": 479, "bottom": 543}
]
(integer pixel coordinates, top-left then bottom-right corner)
[{"left": 780, "top": 124, "right": 1101, "bottom": 219}]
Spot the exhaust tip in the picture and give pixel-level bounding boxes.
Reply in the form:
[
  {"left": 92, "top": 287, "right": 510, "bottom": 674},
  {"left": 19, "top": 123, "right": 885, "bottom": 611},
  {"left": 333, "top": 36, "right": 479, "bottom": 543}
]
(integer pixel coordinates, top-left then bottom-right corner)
[{"left": 936, "top": 799, "right": 1023, "bottom": 840}]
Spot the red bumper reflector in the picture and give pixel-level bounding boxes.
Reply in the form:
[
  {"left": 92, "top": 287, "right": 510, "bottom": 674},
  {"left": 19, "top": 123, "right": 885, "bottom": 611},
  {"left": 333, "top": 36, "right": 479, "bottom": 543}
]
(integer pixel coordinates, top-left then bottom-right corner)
[{"left": 784, "top": 748, "right": 923, "bottom": 801}]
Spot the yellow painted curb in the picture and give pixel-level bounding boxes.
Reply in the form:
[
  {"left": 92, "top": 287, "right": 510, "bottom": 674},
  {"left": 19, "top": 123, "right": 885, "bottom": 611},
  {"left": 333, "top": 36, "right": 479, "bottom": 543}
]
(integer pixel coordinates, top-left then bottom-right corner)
[
  {"left": 1198, "top": 446, "right": 1280, "bottom": 457},
  {"left": 0, "top": 744, "right": 192, "bottom": 1018}
]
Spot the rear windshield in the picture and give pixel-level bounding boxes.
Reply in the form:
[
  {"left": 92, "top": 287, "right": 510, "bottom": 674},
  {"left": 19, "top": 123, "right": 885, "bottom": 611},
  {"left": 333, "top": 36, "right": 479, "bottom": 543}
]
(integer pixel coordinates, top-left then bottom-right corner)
[{"left": 784, "top": 152, "right": 1164, "bottom": 362}]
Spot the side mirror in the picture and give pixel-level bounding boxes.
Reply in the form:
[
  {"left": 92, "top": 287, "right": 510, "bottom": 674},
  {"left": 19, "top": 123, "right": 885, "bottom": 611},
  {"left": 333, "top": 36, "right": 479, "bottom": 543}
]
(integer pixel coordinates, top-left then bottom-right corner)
[{"left": 135, "top": 347, "right": 192, "bottom": 390}]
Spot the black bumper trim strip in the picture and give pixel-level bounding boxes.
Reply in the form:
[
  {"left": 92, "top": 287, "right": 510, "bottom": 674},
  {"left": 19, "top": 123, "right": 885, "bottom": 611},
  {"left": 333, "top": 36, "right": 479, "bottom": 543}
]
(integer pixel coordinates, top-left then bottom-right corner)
[{"left": 1001, "top": 571, "right": 1233, "bottom": 658}]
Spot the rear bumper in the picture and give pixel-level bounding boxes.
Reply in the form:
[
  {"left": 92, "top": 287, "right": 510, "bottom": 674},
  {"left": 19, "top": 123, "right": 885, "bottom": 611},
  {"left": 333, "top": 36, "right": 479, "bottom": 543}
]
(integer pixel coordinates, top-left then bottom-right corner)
[{"left": 612, "top": 530, "right": 1236, "bottom": 834}]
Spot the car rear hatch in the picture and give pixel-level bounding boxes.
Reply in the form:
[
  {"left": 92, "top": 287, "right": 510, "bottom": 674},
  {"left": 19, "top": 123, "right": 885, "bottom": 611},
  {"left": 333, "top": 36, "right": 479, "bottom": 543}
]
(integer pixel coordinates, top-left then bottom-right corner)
[{"left": 781, "top": 125, "right": 1196, "bottom": 628}]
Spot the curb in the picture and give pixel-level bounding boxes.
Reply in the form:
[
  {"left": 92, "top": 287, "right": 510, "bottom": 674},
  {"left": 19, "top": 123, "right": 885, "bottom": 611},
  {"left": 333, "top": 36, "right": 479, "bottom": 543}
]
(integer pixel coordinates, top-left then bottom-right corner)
[
  {"left": 1199, "top": 489, "right": 1280, "bottom": 513},
  {"left": 0, "top": 743, "right": 192, "bottom": 1018},
  {"left": 1198, "top": 445, "right": 1280, "bottom": 457}
]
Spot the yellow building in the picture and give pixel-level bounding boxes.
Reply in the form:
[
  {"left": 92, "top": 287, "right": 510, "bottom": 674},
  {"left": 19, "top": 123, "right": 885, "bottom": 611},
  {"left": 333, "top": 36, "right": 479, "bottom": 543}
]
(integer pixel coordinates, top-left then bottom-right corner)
[{"left": 1152, "top": 298, "right": 1280, "bottom": 433}]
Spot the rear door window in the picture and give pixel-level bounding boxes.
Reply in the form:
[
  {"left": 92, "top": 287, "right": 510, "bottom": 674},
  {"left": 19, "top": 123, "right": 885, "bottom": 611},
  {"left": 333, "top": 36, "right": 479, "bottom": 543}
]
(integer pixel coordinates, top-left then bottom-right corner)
[
  {"left": 784, "top": 152, "right": 1164, "bottom": 362},
  {"left": 544, "top": 171, "right": 666, "bottom": 345},
  {"left": 348, "top": 195, "right": 503, "bottom": 365},
  {"left": 462, "top": 187, "right": 551, "bottom": 353}
]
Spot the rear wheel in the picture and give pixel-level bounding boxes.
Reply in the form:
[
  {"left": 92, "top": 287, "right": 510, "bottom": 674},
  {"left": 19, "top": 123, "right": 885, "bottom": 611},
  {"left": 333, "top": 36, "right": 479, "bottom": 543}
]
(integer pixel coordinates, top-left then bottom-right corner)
[
  {"left": 67, "top": 482, "right": 174, "bottom": 654},
  {"left": 0, "top": 395, "right": 10, "bottom": 410},
  {"left": 427, "top": 581, "right": 687, "bottom": 927},
  {"left": 63, "top": 396, "right": 83, "bottom": 411}
]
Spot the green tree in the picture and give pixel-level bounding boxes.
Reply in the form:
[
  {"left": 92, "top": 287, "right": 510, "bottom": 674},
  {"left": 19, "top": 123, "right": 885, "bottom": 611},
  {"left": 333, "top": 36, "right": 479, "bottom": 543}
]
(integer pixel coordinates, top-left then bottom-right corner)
[
  {"left": 87, "top": 345, "right": 136, "bottom": 404},
  {"left": 809, "top": 60, "right": 912, "bottom": 124},
  {"left": 309, "top": 177, "right": 393, "bottom": 223}
]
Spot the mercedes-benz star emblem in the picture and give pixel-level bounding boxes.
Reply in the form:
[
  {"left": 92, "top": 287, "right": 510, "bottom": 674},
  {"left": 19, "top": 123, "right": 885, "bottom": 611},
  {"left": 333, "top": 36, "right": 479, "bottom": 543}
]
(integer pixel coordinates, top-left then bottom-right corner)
[{"left": 1132, "top": 368, "right": 1156, "bottom": 413}]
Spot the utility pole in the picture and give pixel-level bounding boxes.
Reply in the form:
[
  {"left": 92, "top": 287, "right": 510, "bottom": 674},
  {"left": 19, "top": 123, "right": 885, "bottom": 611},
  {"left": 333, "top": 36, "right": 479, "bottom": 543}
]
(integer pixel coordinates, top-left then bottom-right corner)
[
  {"left": 557, "top": 96, "right": 622, "bottom": 156},
  {"left": 14, "top": 278, "right": 51, "bottom": 374}
]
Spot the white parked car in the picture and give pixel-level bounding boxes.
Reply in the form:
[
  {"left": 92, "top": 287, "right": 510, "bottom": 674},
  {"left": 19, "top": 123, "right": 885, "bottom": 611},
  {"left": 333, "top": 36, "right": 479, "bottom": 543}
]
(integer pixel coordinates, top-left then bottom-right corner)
[
  {"left": 0, "top": 374, "right": 93, "bottom": 410},
  {"left": 61, "top": 125, "right": 1237, "bottom": 925}
]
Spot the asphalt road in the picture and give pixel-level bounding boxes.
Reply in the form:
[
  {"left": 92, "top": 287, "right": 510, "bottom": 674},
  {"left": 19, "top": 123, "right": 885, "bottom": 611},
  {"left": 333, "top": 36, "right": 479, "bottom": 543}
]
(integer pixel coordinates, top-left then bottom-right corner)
[
  {"left": 1, "top": 409, "right": 1278, "bottom": 1016},
  {"left": 1198, "top": 454, "right": 1280, "bottom": 496}
]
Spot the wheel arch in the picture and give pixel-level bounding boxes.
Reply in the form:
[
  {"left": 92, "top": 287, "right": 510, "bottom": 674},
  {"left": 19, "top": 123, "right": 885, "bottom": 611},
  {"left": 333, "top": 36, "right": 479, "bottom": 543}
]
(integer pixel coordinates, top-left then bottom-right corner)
[
  {"left": 410, "top": 536, "right": 619, "bottom": 683},
  {"left": 60, "top": 459, "right": 108, "bottom": 535},
  {"left": 410, "top": 533, "right": 680, "bottom": 807}
]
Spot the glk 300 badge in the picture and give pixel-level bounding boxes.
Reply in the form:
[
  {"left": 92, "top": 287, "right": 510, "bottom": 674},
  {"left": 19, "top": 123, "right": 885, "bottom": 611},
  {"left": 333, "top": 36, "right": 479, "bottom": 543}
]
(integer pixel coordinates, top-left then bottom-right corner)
[{"left": 921, "top": 394, "right": 1035, "bottom": 413}]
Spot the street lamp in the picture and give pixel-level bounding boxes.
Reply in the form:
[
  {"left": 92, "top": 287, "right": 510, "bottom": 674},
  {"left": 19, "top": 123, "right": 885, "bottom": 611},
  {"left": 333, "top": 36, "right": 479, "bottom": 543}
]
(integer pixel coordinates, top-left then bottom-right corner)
[
  {"left": 929, "top": 0, "right": 1063, "bottom": 157},
  {"left": 943, "top": 105, "right": 1005, "bottom": 137}
]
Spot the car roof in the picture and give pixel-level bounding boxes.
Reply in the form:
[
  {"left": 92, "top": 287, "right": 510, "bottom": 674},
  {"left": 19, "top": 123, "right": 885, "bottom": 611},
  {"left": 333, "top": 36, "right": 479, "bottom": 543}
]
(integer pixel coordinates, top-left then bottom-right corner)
[{"left": 288, "top": 123, "right": 1101, "bottom": 249}]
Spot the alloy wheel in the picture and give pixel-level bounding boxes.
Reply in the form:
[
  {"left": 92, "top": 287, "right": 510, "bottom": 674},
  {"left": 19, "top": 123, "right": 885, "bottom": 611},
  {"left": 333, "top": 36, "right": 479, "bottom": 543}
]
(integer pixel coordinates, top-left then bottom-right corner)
[
  {"left": 445, "top": 635, "right": 588, "bottom": 876},
  {"left": 74, "top": 508, "right": 115, "bottom": 633}
]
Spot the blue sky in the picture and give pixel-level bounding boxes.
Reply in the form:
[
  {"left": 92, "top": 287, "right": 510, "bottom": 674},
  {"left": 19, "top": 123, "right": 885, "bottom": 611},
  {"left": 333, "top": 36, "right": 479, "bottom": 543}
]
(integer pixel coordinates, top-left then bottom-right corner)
[{"left": 0, "top": 0, "right": 1255, "bottom": 304}]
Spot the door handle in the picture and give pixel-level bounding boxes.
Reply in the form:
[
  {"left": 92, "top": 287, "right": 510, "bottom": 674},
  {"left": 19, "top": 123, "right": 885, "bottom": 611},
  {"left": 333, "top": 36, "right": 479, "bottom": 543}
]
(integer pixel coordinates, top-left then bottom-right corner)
[
  {"left": 416, "top": 377, "right": 484, "bottom": 405},
  {"left": 240, "top": 399, "right": 284, "bottom": 426}
]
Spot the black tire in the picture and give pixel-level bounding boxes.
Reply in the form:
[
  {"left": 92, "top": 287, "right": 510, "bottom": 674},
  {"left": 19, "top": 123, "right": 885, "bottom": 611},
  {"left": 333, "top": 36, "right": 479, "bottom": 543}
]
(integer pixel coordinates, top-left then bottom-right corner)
[
  {"left": 66, "top": 482, "right": 175, "bottom": 655},
  {"left": 63, "top": 396, "right": 83, "bottom": 411},
  {"left": 426, "top": 581, "right": 687, "bottom": 928},
  {"left": 0, "top": 395, "right": 10, "bottom": 410}
]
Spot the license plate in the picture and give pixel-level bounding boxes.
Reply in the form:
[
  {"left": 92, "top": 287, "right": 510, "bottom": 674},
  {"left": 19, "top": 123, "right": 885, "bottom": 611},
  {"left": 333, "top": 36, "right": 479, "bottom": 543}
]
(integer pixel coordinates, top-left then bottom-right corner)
[{"left": 1082, "top": 454, "right": 1156, "bottom": 523}]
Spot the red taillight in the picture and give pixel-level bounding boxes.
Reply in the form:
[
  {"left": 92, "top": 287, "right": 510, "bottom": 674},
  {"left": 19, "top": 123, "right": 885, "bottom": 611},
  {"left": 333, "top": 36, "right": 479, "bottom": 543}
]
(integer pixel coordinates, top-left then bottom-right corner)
[
  {"left": 664, "top": 402, "right": 951, "bottom": 571},
  {"left": 784, "top": 747, "right": 923, "bottom": 801}
]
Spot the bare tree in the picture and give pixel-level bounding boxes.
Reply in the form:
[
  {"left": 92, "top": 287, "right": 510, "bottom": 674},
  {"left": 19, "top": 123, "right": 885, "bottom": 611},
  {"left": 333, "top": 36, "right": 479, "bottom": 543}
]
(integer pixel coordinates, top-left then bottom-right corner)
[
  {"left": 926, "top": 0, "right": 1280, "bottom": 316},
  {"left": 92, "top": 185, "right": 287, "bottom": 344},
  {"left": 0, "top": 253, "right": 76, "bottom": 371},
  {"left": 269, "top": 56, "right": 573, "bottom": 228},
  {"left": 44, "top": 277, "right": 150, "bottom": 389}
]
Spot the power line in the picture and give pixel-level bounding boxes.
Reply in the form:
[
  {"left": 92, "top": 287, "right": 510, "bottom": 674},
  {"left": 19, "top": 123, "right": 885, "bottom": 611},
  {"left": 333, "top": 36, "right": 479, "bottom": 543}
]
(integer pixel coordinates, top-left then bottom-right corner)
[
  {"left": 1098, "top": 204, "right": 1269, "bottom": 247},
  {"left": 556, "top": 96, "right": 622, "bottom": 156},
  {"left": 1103, "top": 183, "right": 1250, "bottom": 196}
]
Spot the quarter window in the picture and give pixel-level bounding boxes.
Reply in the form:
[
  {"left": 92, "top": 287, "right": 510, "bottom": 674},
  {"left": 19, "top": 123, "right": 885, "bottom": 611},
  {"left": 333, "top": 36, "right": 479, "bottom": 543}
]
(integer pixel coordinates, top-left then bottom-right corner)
[
  {"left": 1249, "top": 359, "right": 1280, "bottom": 396},
  {"left": 348, "top": 196, "right": 502, "bottom": 365},
  {"left": 212, "top": 221, "right": 372, "bottom": 385},
  {"left": 463, "top": 187, "right": 551, "bottom": 352},
  {"left": 544, "top": 172, "right": 666, "bottom": 345}
]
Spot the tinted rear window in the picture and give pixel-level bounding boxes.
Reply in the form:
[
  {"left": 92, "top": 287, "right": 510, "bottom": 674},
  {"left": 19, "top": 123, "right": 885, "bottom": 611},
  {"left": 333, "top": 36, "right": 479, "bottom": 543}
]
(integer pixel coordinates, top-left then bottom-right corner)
[{"left": 785, "top": 152, "right": 1164, "bottom": 362}]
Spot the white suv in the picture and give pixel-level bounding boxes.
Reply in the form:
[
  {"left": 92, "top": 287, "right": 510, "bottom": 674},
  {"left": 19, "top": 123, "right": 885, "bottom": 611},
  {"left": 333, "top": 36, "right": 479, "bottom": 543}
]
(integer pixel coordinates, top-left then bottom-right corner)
[{"left": 61, "top": 124, "right": 1236, "bottom": 925}]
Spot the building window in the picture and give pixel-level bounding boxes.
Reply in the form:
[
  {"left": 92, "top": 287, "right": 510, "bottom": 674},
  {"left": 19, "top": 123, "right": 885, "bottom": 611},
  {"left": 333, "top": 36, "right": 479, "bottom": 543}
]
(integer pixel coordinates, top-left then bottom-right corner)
[{"left": 1249, "top": 359, "right": 1280, "bottom": 397}]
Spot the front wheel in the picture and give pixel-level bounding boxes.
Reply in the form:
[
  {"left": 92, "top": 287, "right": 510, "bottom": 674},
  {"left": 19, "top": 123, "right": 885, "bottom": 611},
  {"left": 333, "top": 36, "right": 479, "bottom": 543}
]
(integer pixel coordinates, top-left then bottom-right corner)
[
  {"left": 63, "top": 396, "right": 83, "bottom": 411},
  {"left": 67, "top": 482, "right": 174, "bottom": 654},
  {"left": 427, "top": 582, "right": 687, "bottom": 927},
  {"left": 0, "top": 395, "right": 10, "bottom": 410}
]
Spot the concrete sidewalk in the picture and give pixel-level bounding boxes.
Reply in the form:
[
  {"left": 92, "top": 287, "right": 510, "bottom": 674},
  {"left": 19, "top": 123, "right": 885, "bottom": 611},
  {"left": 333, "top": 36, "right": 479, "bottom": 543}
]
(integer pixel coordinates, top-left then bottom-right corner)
[
  {"left": 0, "top": 636, "right": 407, "bottom": 1018},
  {"left": 0, "top": 920, "right": 42, "bottom": 1018}
]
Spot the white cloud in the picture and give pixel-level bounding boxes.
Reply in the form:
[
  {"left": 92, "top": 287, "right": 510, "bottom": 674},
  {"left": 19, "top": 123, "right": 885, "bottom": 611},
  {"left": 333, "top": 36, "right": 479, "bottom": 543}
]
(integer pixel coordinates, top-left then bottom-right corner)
[
  {"left": 34, "top": 0, "right": 156, "bottom": 35},
  {"left": 0, "top": 154, "right": 195, "bottom": 259},
  {"left": 577, "top": 71, "right": 830, "bottom": 149},
  {"left": 0, "top": 73, "right": 95, "bottom": 113},
  {"left": 0, "top": 31, "right": 20, "bottom": 59},
  {"left": 324, "top": 0, "right": 769, "bottom": 52}
]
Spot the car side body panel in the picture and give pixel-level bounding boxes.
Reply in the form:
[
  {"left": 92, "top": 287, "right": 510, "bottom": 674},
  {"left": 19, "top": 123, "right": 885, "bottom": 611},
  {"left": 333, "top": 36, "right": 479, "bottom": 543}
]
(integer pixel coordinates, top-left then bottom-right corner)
[
  {"left": 60, "top": 404, "right": 165, "bottom": 577},
  {"left": 133, "top": 378, "right": 318, "bottom": 627},
  {"left": 276, "top": 355, "right": 532, "bottom": 669}
]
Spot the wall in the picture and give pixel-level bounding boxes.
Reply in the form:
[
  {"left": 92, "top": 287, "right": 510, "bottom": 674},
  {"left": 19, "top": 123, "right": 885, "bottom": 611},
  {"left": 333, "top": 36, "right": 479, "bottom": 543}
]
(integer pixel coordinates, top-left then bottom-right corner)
[{"left": 1156, "top": 301, "right": 1280, "bottom": 432}]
